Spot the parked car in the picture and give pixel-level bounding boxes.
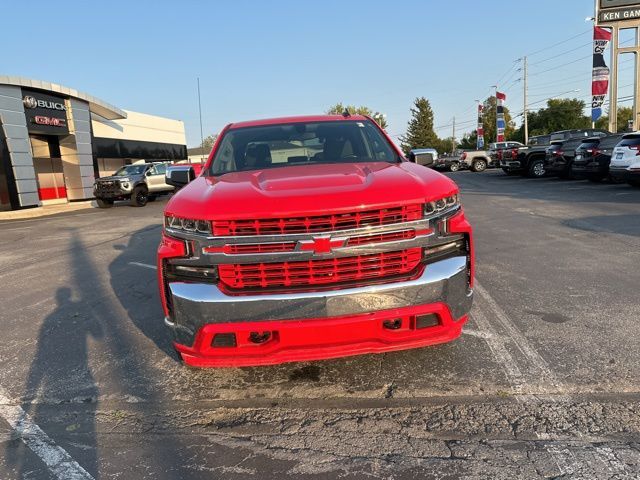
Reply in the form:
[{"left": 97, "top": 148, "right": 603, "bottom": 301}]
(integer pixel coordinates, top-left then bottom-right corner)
[
  {"left": 408, "top": 148, "right": 439, "bottom": 168},
  {"left": 501, "top": 129, "right": 610, "bottom": 178},
  {"left": 488, "top": 141, "right": 523, "bottom": 166},
  {"left": 158, "top": 114, "right": 474, "bottom": 367},
  {"left": 432, "top": 153, "right": 464, "bottom": 172},
  {"left": 459, "top": 150, "right": 492, "bottom": 172},
  {"left": 544, "top": 136, "right": 599, "bottom": 179},
  {"left": 610, "top": 132, "right": 640, "bottom": 186},
  {"left": 93, "top": 162, "right": 174, "bottom": 208},
  {"left": 571, "top": 134, "right": 624, "bottom": 182}
]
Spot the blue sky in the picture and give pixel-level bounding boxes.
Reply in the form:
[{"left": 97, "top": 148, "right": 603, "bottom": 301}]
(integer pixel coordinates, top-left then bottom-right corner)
[{"left": 1, "top": 1, "right": 619, "bottom": 146}]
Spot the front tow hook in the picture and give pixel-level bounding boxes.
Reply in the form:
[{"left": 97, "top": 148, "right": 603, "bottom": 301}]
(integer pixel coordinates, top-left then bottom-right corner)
[
  {"left": 382, "top": 319, "right": 403, "bottom": 330},
  {"left": 249, "top": 331, "right": 272, "bottom": 344}
]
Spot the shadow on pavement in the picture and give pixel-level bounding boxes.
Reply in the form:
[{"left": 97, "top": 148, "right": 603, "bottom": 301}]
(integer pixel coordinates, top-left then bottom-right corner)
[
  {"left": 6, "top": 234, "right": 189, "bottom": 478},
  {"left": 563, "top": 214, "right": 640, "bottom": 238},
  {"left": 109, "top": 225, "right": 179, "bottom": 360},
  {"left": 5, "top": 286, "right": 102, "bottom": 478}
]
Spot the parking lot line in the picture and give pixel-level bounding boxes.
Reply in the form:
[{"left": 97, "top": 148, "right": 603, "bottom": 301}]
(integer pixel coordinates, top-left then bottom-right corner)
[
  {"left": 472, "top": 280, "right": 630, "bottom": 477},
  {"left": 129, "top": 262, "right": 157, "bottom": 270},
  {"left": 474, "top": 280, "right": 563, "bottom": 393},
  {"left": 0, "top": 386, "right": 94, "bottom": 480}
]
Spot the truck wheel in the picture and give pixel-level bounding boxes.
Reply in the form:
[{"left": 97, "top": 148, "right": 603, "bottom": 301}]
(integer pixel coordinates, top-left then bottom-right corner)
[
  {"left": 471, "top": 159, "right": 487, "bottom": 172},
  {"left": 96, "top": 198, "right": 114, "bottom": 208},
  {"left": 528, "top": 160, "right": 545, "bottom": 178},
  {"left": 131, "top": 186, "right": 149, "bottom": 207},
  {"left": 449, "top": 162, "right": 460, "bottom": 172}
]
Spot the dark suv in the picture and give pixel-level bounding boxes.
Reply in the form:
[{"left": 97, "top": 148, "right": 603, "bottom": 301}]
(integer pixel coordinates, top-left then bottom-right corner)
[
  {"left": 571, "top": 134, "right": 624, "bottom": 182},
  {"left": 544, "top": 136, "right": 603, "bottom": 179},
  {"left": 503, "top": 129, "right": 610, "bottom": 178}
]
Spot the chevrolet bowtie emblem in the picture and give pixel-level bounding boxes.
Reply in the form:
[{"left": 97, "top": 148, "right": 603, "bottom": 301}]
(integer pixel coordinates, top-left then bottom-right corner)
[{"left": 298, "top": 236, "right": 346, "bottom": 254}]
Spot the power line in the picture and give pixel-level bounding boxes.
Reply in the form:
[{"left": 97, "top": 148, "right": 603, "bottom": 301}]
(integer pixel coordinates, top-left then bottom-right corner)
[
  {"left": 529, "top": 53, "right": 593, "bottom": 77},
  {"left": 529, "top": 41, "right": 593, "bottom": 66},
  {"left": 524, "top": 28, "right": 592, "bottom": 57},
  {"left": 494, "top": 62, "right": 519, "bottom": 87}
]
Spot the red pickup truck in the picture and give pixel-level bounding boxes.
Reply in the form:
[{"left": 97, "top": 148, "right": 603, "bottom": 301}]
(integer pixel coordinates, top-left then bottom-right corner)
[{"left": 158, "top": 115, "right": 474, "bottom": 367}]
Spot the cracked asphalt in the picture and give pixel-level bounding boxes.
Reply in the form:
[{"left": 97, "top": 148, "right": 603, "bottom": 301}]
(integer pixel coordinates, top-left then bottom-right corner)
[{"left": 0, "top": 170, "right": 639, "bottom": 479}]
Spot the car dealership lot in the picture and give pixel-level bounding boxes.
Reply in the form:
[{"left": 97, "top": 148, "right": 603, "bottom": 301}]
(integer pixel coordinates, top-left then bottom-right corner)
[{"left": 1, "top": 172, "right": 640, "bottom": 479}]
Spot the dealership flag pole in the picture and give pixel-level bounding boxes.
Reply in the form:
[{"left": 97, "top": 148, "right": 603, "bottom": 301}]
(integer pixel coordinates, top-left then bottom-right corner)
[
  {"left": 591, "top": 26, "right": 613, "bottom": 126},
  {"left": 496, "top": 91, "right": 507, "bottom": 142},
  {"left": 476, "top": 101, "right": 484, "bottom": 150}
]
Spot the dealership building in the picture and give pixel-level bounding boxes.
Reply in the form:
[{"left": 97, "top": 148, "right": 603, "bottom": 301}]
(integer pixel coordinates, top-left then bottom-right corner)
[{"left": 0, "top": 76, "right": 187, "bottom": 211}]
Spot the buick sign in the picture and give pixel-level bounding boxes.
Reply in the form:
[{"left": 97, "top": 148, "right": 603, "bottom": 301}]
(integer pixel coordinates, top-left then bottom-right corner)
[{"left": 23, "top": 95, "right": 66, "bottom": 111}]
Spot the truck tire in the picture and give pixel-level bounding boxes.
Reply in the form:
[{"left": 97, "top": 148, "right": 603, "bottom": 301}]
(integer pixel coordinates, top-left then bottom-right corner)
[
  {"left": 527, "top": 159, "right": 546, "bottom": 178},
  {"left": 131, "top": 186, "right": 149, "bottom": 207},
  {"left": 96, "top": 198, "right": 114, "bottom": 208},
  {"left": 471, "top": 159, "right": 487, "bottom": 172},
  {"left": 449, "top": 162, "right": 460, "bottom": 172}
]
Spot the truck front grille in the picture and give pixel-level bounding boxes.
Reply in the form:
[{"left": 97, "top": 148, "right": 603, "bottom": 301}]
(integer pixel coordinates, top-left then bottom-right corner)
[
  {"left": 95, "top": 182, "right": 120, "bottom": 195},
  {"left": 213, "top": 204, "right": 423, "bottom": 236},
  {"left": 218, "top": 248, "right": 422, "bottom": 290}
]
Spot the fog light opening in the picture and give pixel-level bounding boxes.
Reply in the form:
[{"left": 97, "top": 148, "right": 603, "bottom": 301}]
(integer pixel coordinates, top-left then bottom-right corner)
[
  {"left": 416, "top": 314, "right": 440, "bottom": 329},
  {"left": 212, "top": 333, "right": 237, "bottom": 348}
]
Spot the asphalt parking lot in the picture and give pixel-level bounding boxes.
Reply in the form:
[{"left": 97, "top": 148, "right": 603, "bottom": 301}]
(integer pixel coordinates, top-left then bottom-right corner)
[{"left": 1, "top": 170, "right": 640, "bottom": 479}]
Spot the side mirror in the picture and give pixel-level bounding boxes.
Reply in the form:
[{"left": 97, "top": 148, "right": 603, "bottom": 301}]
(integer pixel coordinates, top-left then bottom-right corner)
[
  {"left": 407, "top": 152, "right": 416, "bottom": 163},
  {"left": 166, "top": 166, "right": 195, "bottom": 188}
]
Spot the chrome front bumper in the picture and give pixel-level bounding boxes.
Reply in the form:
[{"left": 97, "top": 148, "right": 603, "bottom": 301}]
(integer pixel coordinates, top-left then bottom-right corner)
[{"left": 165, "top": 255, "right": 473, "bottom": 346}]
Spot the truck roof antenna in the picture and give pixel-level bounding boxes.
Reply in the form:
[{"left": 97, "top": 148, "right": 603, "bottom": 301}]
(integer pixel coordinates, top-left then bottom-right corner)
[{"left": 342, "top": 109, "right": 351, "bottom": 118}]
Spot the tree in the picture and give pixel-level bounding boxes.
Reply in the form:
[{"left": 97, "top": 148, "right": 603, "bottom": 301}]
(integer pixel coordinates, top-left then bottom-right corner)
[
  {"left": 459, "top": 131, "right": 479, "bottom": 150},
  {"left": 595, "top": 106, "right": 634, "bottom": 132},
  {"left": 530, "top": 98, "right": 590, "bottom": 134},
  {"left": 481, "top": 95, "right": 516, "bottom": 143},
  {"left": 200, "top": 134, "right": 218, "bottom": 150},
  {"left": 399, "top": 97, "right": 439, "bottom": 153},
  {"left": 514, "top": 98, "right": 591, "bottom": 141},
  {"left": 326, "top": 103, "right": 388, "bottom": 129}
]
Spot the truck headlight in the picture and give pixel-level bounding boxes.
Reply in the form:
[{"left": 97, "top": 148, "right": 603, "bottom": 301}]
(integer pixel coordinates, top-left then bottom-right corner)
[
  {"left": 424, "top": 194, "right": 459, "bottom": 216},
  {"left": 165, "top": 215, "right": 212, "bottom": 234}
]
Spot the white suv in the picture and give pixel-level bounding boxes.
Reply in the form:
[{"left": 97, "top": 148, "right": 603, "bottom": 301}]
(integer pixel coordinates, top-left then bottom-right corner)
[{"left": 610, "top": 133, "right": 640, "bottom": 187}]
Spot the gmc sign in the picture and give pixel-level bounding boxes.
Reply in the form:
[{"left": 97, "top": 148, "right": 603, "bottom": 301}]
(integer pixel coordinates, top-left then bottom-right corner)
[{"left": 33, "top": 116, "right": 67, "bottom": 127}]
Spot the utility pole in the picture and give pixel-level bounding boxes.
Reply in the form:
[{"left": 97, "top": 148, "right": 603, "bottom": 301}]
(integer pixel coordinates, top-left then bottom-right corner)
[
  {"left": 452, "top": 116, "right": 456, "bottom": 155},
  {"left": 523, "top": 56, "right": 529, "bottom": 145}
]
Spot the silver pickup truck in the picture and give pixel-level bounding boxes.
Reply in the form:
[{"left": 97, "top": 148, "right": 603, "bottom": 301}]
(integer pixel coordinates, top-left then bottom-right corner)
[
  {"left": 433, "top": 150, "right": 492, "bottom": 172},
  {"left": 93, "top": 162, "right": 174, "bottom": 207}
]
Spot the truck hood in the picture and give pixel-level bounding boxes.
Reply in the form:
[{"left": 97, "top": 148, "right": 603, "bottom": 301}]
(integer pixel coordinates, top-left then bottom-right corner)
[{"left": 165, "top": 162, "right": 458, "bottom": 220}]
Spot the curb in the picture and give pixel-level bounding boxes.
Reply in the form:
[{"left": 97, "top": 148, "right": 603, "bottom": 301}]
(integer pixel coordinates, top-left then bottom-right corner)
[{"left": 0, "top": 201, "right": 96, "bottom": 221}]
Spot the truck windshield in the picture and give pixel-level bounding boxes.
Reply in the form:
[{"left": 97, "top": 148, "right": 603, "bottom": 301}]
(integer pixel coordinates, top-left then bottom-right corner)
[
  {"left": 208, "top": 120, "right": 398, "bottom": 175},
  {"left": 113, "top": 165, "right": 148, "bottom": 176}
]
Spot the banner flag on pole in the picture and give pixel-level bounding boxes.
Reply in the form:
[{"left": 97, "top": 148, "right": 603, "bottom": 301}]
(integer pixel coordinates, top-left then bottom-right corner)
[
  {"left": 477, "top": 104, "right": 484, "bottom": 149},
  {"left": 496, "top": 91, "right": 506, "bottom": 142},
  {"left": 592, "top": 26, "right": 612, "bottom": 122}
]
